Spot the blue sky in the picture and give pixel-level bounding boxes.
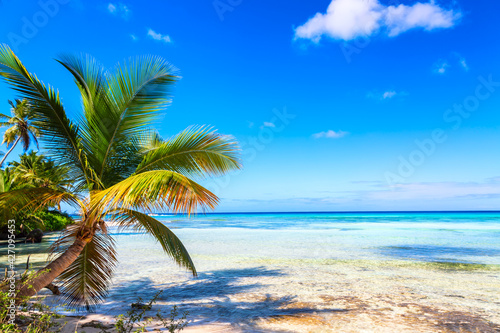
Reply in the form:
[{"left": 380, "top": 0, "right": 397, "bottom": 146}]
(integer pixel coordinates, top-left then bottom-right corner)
[{"left": 1, "top": 0, "right": 500, "bottom": 212}]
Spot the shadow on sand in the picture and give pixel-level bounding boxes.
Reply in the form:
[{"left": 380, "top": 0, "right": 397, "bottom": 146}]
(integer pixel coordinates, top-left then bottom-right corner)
[{"left": 47, "top": 266, "right": 344, "bottom": 332}]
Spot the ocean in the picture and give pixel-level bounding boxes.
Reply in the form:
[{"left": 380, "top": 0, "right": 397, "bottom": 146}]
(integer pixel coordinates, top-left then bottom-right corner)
[{"left": 130, "top": 211, "right": 500, "bottom": 265}]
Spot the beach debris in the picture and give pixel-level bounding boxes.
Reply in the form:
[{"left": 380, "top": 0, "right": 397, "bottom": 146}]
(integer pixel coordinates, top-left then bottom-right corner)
[
  {"left": 131, "top": 302, "right": 152, "bottom": 310},
  {"left": 81, "top": 320, "right": 113, "bottom": 329},
  {"left": 25, "top": 228, "right": 43, "bottom": 243},
  {"left": 44, "top": 282, "right": 61, "bottom": 295}
]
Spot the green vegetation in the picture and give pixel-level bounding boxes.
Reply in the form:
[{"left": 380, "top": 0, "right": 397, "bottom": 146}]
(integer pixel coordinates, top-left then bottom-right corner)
[
  {"left": 0, "top": 44, "right": 241, "bottom": 310},
  {"left": 0, "top": 290, "right": 65, "bottom": 333},
  {"left": 97, "top": 291, "right": 188, "bottom": 333},
  {"left": 1, "top": 290, "right": 188, "bottom": 332},
  {"left": 0, "top": 150, "right": 73, "bottom": 237},
  {"left": 0, "top": 99, "right": 39, "bottom": 168},
  {"left": 32, "top": 210, "right": 73, "bottom": 233}
]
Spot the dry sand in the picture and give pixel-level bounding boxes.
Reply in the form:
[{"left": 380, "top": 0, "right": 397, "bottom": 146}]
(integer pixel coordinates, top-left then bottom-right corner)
[{"left": 43, "top": 259, "right": 500, "bottom": 333}]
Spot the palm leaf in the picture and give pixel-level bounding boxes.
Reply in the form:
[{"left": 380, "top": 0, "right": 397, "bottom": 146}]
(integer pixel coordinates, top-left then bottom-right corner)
[
  {"left": 0, "top": 187, "right": 81, "bottom": 218},
  {"left": 135, "top": 125, "right": 241, "bottom": 178},
  {"left": 56, "top": 230, "right": 117, "bottom": 310},
  {"left": 0, "top": 44, "right": 94, "bottom": 189},
  {"left": 112, "top": 209, "right": 197, "bottom": 275},
  {"left": 91, "top": 170, "right": 218, "bottom": 215},
  {"left": 93, "top": 56, "right": 179, "bottom": 187},
  {"left": 56, "top": 54, "right": 115, "bottom": 183}
]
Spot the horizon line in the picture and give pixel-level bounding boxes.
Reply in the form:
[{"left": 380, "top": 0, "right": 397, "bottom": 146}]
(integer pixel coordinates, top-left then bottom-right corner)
[{"left": 150, "top": 210, "right": 500, "bottom": 215}]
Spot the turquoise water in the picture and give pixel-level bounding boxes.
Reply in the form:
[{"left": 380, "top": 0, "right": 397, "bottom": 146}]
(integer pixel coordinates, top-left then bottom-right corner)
[
  {"left": 45, "top": 211, "right": 500, "bottom": 320},
  {"left": 138, "top": 211, "right": 500, "bottom": 265}
]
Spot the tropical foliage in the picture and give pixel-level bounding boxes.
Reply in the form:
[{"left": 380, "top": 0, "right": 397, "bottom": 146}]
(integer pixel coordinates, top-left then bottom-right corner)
[
  {"left": 0, "top": 44, "right": 241, "bottom": 309},
  {"left": 0, "top": 151, "right": 73, "bottom": 236},
  {"left": 0, "top": 99, "right": 39, "bottom": 167},
  {"left": 0, "top": 290, "right": 65, "bottom": 333}
]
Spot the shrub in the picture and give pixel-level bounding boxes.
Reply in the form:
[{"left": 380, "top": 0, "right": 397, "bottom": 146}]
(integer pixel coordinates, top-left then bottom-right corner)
[
  {"left": 97, "top": 291, "right": 189, "bottom": 333},
  {"left": 33, "top": 210, "right": 73, "bottom": 232},
  {"left": 0, "top": 290, "right": 64, "bottom": 333}
]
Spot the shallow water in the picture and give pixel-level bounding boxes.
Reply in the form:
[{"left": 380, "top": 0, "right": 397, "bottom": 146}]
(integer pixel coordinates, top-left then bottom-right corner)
[
  {"left": 4, "top": 212, "right": 500, "bottom": 331},
  {"left": 151, "top": 211, "right": 500, "bottom": 265}
]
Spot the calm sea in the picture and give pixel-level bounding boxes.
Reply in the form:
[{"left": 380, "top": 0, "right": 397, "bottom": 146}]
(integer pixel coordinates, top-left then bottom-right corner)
[{"left": 122, "top": 211, "right": 500, "bottom": 265}]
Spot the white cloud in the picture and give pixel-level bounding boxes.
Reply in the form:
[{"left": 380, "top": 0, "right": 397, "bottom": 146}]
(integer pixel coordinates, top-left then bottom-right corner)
[
  {"left": 263, "top": 122, "right": 275, "bottom": 128},
  {"left": 384, "top": 2, "right": 458, "bottom": 36},
  {"left": 107, "top": 3, "right": 130, "bottom": 19},
  {"left": 313, "top": 130, "right": 348, "bottom": 139},
  {"left": 434, "top": 54, "right": 469, "bottom": 74},
  {"left": 147, "top": 29, "right": 172, "bottom": 43},
  {"left": 382, "top": 90, "right": 397, "bottom": 99},
  {"left": 434, "top": 61, "right": 449, "bottom": 74},
  {"left": 457, "top": 56, "right": 469, "bottom": 71},
  {"left": 130, "top": 34, "right": 138, "bottom": 41},
  {"left": 295, "top": 0, "right": 460, "bottom": 42},
  {"left": 107, "top": 3, "right": 116, "bottom": 13},
  {"left": 459, "top": 58, "right": 468, "bottom": 71},
  {"left": 367, "top": 90, "right": 406, "bottom": 100}
]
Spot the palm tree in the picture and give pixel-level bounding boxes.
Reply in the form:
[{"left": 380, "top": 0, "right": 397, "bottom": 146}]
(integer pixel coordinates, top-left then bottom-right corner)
[
  {"left": 10, "top": 150, "right": 72, "bottom": 190},
  {"left": 0, "top": 99, "right": 39, "bottom": 167},
  {"left": 0, "top": 45, "right": 241, "bottom": 309}
]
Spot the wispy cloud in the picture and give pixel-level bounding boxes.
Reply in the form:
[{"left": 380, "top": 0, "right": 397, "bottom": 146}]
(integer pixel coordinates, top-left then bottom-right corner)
[
  {"left": 263, "top": 122, "right": 275, "bottom": 128},
  {"left": 456, "top": 54, "right": 469, "bottom": 71},
  {"left": 294, "top": 0, "right": 460, "bottom": 42},
  {"left": 312, "top": 130, "right": 348, "bottom": 139},
  {"left": 459, "top": 58, "right": 469, "bottom": 71},
  {"left": 360, "top": 179, "right": 500, "bottom": 202},
  {"left": 219, "top": 177, "right": 500, "bottom": 211},
  {"left": 367, "top": 90, "right": 405, "bottom": 100},
  {"left": 434, "top": 54, "right": 469, "bottom": 74},
  {"left": 434, "top": 61, "right": 449, "bottom": 74},
  {"left": 382, "top": 90, "right": 397, "bottom": 99},
  {"left": 107, "top": 3, "right": 130, "bottom": 19},
  {"left": 147, "top": 28, "right": 172, "bottom": 43},
  {"left": 130, "top": 34, "right": 138, "bottom": 41}
]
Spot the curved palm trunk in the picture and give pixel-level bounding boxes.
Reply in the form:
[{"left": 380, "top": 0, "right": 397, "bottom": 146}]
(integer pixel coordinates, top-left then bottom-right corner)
[
  {"left": 0, "top": 136, "right": 21, "bottom": 167},
  {"left": 17, "top": 237, "right": 88, "bottom": 299}
]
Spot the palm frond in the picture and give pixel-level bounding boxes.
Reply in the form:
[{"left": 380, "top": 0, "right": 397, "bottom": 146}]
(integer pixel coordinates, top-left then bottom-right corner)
[
  {"left": 131, "top": 126, "right": 242, "bottom": 209},
  {"left": 0, "top": 44, "right": 92, "bottom": 189},
  {"left": 91, "top": 170, "right": 218, "bottom": 215},
  {"left": 56, "top": 230, "right": 117, "bottom": 310},
  {"left": 90, "top": 56, "right": 179, "bottom": 186},
  {"left": 112, "top": 209, "right": 196, "bottom": 275},
  {"left": 56, "top": 54, "right": 115, "bottom": 182},
  {"left": 0, "top": 187, "right": 81, "bottom": 217},
  {"left": 135, "top": 126, "right": 241, "bottom": 177}
]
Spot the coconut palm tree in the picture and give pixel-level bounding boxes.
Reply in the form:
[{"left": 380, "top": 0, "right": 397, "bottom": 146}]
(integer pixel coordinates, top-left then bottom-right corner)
[
  {"left": 0, "top": 99, "right": 39, "bottom": 167},
  {"left": 10, "top": 150, "right": 72, "bottom": 190},
  {"left": 0, "top": 44, "right": 241, "bottom": 309}
]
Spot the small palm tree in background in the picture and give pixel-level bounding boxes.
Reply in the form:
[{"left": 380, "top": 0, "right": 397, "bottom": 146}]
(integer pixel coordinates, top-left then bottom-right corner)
[
  {"left": 9, "top": 151, "right": 72, "bottom": 190},
  {"left": 0, "top": 99, "right": 39, "bottom": 167},
  {"left": 0, "top": 44, "right": 241, "bottom": 309},
  {"left": 0, "top": 151, "right": 73, "bottom": 235}
]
